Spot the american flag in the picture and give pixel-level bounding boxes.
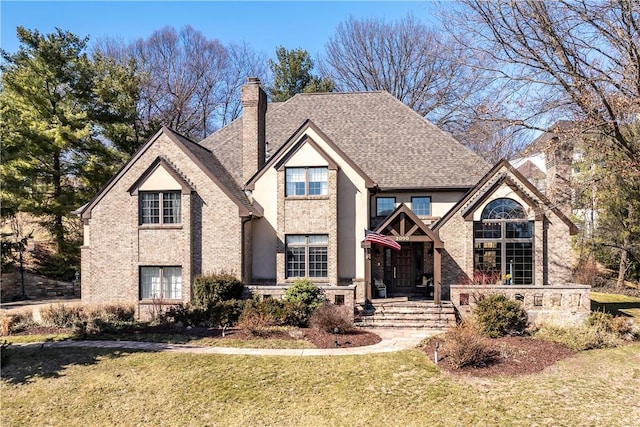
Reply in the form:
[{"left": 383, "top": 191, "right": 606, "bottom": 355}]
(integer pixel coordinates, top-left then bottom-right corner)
[{"left": 365, "top": 230, "right": 401, "bottom": 251}]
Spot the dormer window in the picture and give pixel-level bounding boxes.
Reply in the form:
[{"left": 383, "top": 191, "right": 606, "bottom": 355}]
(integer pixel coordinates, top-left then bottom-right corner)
[
  {"left": 140, "top": 191, "right": 181, "bottom": 225},
  {"left": 285, "top": 167, "right": 328, "bottom": 196}
]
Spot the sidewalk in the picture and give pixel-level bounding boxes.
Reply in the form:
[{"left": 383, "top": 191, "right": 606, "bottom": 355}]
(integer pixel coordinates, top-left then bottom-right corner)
[{"left": 14, "top": 328, "right": 441, "bottom": 356}]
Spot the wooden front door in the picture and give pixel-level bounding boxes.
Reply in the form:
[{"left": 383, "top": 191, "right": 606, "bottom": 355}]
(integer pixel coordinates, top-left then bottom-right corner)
[{"left": 392, "top": 244, "right": 414, "bottom": 290}]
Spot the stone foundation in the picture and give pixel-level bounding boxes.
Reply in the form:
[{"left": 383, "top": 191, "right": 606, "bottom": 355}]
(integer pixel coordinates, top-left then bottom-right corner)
[{"left": 450, "top": 283, "right": 590, "bottom": 327}]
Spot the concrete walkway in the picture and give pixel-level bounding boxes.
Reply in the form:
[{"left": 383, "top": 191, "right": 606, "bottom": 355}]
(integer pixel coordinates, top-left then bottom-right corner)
[{"left": 14, "top": 328, "right": 441, "bottom": 356}]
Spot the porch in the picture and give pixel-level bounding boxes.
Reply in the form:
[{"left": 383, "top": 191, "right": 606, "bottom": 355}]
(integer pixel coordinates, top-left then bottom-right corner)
[{"left": 362, "top": 203, "right": 444, "bottom": 304}]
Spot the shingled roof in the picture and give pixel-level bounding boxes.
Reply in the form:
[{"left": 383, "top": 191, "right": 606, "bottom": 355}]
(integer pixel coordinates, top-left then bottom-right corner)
[{"left": 200, "top": 91, "right": 489, "bottom": 189}]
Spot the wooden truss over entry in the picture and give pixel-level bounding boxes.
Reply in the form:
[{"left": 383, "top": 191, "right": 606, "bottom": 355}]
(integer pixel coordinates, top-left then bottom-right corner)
[{"left": 362, "top": 203, "right": 444, "bottom": 304}]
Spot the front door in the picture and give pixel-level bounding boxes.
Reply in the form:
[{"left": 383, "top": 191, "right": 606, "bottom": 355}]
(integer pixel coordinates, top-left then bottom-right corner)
[{"left": 393, "top": 244, "right": 414, "bottom": 290}]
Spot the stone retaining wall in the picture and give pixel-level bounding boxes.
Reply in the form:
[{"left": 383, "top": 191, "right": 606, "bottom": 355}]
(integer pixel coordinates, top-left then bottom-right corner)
[
  {"left": 450, "top": 284, "right": 591, "bottom": 327},
  {"left": 1, "top": 272, "right": 80, "bottom": 302}
]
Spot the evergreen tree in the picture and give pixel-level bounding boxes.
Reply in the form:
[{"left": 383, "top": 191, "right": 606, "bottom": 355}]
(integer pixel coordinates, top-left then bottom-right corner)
[
  {"left": 0, "top": 27, "right": 137, "bottom": 276},
  {"left": 268, "top": 46, "right": 334, "bottom": 102}
]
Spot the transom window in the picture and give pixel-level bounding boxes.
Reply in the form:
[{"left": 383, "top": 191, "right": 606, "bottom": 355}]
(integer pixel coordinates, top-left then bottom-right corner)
[
  {"left": 473, "top": 198, "right": 534, "bottom": 285},
  {"left": 140, "top": 191, "right": 181, "bottom": 225},
  {"left": 376, "top": 197, "right": 395, "bottom": 217},
  {"left": 285, "top": 167, "right": 328, "bottom": 196},
  {"left": 411, "top": 196, "right": 431, "bottom": 216},
  {"left": 140, "top": 266, "right": 182, "bottom": 300},
  {"left": 286, "top": 235, "right": 328, "bottom": 278}
]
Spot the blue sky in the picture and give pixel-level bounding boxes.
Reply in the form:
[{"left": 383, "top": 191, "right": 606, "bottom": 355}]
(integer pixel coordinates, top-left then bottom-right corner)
[{"left": 1, "top": 1, "right": 440, "bottom": 58}]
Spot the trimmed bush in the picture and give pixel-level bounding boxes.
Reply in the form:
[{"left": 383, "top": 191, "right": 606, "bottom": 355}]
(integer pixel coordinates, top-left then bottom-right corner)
[
  {"left": 283, "top": 279, "right": 325, "bottom": 323},
  {"left": 193, "top": 272, "right": 244, "bottom": 309},
  {"left": 309, "top": 302, "right": 354, "bottom": 333},
  {"left": 474, "top": 294, "right": 528, "bottom": 338},
  {"left": 443, "top": 320, "right": 494, "bottom": 369}
]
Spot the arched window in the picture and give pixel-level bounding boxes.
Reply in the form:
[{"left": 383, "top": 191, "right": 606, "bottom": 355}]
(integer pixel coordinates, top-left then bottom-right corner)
[{"left": 473, "top": 198, "right": 534, "bottom": 285}]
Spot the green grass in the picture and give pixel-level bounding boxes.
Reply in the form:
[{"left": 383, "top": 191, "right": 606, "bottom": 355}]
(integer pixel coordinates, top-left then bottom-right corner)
[
  {"left": 2, "top": 344, "right": 639, "bottom": 426},
  {"left": 2, "top": 333, "right": 75, "bottom": 344},
  {"left": 93, "top": 332, "right": 316, "bottom": 349},
  {"left": 591, "top": 292, "right": 640, "bottom": 318}
]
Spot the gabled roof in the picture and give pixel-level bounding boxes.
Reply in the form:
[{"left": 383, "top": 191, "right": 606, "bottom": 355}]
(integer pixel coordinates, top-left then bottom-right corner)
[
  {"left": 245, "top": 119, "right": 374, "bottom": 191},
  {"left": 201, "top": 91, "right": 489, "bottom": 189},
  {"left": 77, "top": 126, "right": 258, "bottom": 220},
  {"left": 373, "top": 203, "right": 443, "bottom": 248},
  {"left": 127, "top": 156, "right": 195, "bottom": 195},
  {"left": 432, "top": 159, "right": 578, "bottom": 234}
]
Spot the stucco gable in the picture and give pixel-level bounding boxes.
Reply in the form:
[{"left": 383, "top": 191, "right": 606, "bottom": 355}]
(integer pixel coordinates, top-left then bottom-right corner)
[
  {"left": 77, "top": 126, "right": 258, "bottom": 220},
  {"left": 433, "top": 159, "right": 578, "bottom": 234},
  {"left": 245, "top": 119, "right": 374, "bottom": 191}
]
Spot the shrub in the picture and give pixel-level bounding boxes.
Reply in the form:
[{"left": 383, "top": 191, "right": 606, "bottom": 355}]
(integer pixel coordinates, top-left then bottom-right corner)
[
  {"left": 283, "top": 279, "right": 325, "bottom": 318},
  {"left": 443, "top": 320, "right": 494, "bottom": 369},
  {"left": 533, "top": 324, "right": 622, "bottom": 351},
  {"left": 237, "top": 304, "right": 276, "bottom": 336},
  {"left": 101, "top": 303, "right": 136, "bottom": 322},
  {"left": 193, "top": 272, "right": 244, "bottom": 310},
  {"left": 41, "top": 304, "right": 84, "bottom": 328},
  {"left": 309, "top": 302, "right": 354, "bottom": 333},
  {"left": 474, "top": 294, "right": 528, "bottom": 338},
  {"left": 209, "top": 300, "right": 244, "bottom": 334}
]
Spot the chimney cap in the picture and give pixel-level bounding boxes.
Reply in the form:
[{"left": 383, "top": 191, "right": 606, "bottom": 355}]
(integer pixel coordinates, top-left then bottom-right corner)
[{"left": 246, "top": 77, "right": 261, "bottom": 84}]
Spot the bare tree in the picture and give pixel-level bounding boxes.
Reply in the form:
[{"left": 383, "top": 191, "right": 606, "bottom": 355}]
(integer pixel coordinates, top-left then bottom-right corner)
[
  {"left": 133, "top": 26, "right": 228, "bottom": 139},
  {"left": 216, "top": 41, "right": 268, "bottom": 127},
  {"left": 321, "top": 14, "right": 496, "bottom": 134},
  {"left": 445, "top": 0, "right": 640, "bottom": 165},
  {"left": 96, "top": 27, "right": 267, "bottom": 142}
]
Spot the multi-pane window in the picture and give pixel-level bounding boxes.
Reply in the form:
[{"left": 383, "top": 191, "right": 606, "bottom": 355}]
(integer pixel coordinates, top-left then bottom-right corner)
[
  {"left": 285, "top": 167, "right": 328, "bottom": 196},
  {"left": 473, "top": 198, "right": 534, "bottom": 285},
  {"left": 376, "top": 197, "right": 395, "bottom": 217},
  {"left": 140, "top": 191, "right": 181, "bottom": 224},
  {"left": 411, "top": 196, "right": 431, "bottom": 216},
  {"left": 286, "top": 235, "right": 328, "bottom": 278},
  {"left": 140, "top": 266, "right": 182, "bottom": 300}
]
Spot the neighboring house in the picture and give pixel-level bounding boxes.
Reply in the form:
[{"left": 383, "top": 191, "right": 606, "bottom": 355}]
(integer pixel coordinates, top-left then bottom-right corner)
[
  {"left": 76, "top": 78, "right": 589, "bottom": 324},
  {"left": 511, "top": 121, "right": 598, "bottom": 236}
]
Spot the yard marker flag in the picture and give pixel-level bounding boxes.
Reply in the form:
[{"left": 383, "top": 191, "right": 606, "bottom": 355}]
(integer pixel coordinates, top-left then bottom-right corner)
[{"left": 365, "top": 230, "right": 401, "bottom": 251}]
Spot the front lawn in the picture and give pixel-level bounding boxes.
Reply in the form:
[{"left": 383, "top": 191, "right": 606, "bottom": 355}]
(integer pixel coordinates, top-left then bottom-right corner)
[
  {"left": 2, "top": 344, "right": 639, "bottom": 426},
  {"left": 591, "top": 292, "right": 640, "bottom": 319}
]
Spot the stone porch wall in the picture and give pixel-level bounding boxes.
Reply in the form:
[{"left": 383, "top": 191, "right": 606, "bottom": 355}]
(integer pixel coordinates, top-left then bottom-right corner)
[
  {"left": 246, "top": 284, "right": 356, "bottom": 308},
  {"left": 450, "top": 284, "right": 591, "bottom": 327}
]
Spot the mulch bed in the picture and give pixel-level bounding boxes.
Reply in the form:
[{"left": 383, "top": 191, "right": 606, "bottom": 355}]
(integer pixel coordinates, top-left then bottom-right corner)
[{"left": 422, "top": 336, "right": 576, "bottom": 377}]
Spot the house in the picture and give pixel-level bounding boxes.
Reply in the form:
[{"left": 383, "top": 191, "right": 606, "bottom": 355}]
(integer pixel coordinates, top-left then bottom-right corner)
[{"left": 76, "top": 78, "right": 589, "bottom": 325}]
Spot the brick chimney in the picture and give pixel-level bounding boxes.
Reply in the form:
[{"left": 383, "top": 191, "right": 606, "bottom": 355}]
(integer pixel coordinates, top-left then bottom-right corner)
[{"left": 241, "top": 77, "right": 267, "bottom": 184}]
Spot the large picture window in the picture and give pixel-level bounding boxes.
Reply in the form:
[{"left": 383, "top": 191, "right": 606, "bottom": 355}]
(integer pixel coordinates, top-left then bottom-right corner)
[
  {"left": 285, "top": 167, "right": 328, "bottom": 196},
  {"left": 286, "top": 235, "right": 328, "bottom": 278},
  {"left": 140, "top": 191, "right": 181, "bottom": 225},
  {"left": 140, "top": 266, "right": 182, "bottom": 300},
  {"left": 473, "top": 198, "right": 534, "bottom": 285}
]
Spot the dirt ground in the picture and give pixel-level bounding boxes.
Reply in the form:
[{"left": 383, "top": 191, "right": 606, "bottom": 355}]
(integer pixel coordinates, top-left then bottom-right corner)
[{"left": 421, "top": 335, "right": 576, "bottom": 377}]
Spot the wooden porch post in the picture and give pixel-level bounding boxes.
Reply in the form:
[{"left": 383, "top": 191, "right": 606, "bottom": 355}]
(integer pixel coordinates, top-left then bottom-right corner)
[
  {"left": 364, "top": 246, "right": 372, "bottom": 301},
  {"left": 434, "top": 248, "right": 442, "bottom": 305}
]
